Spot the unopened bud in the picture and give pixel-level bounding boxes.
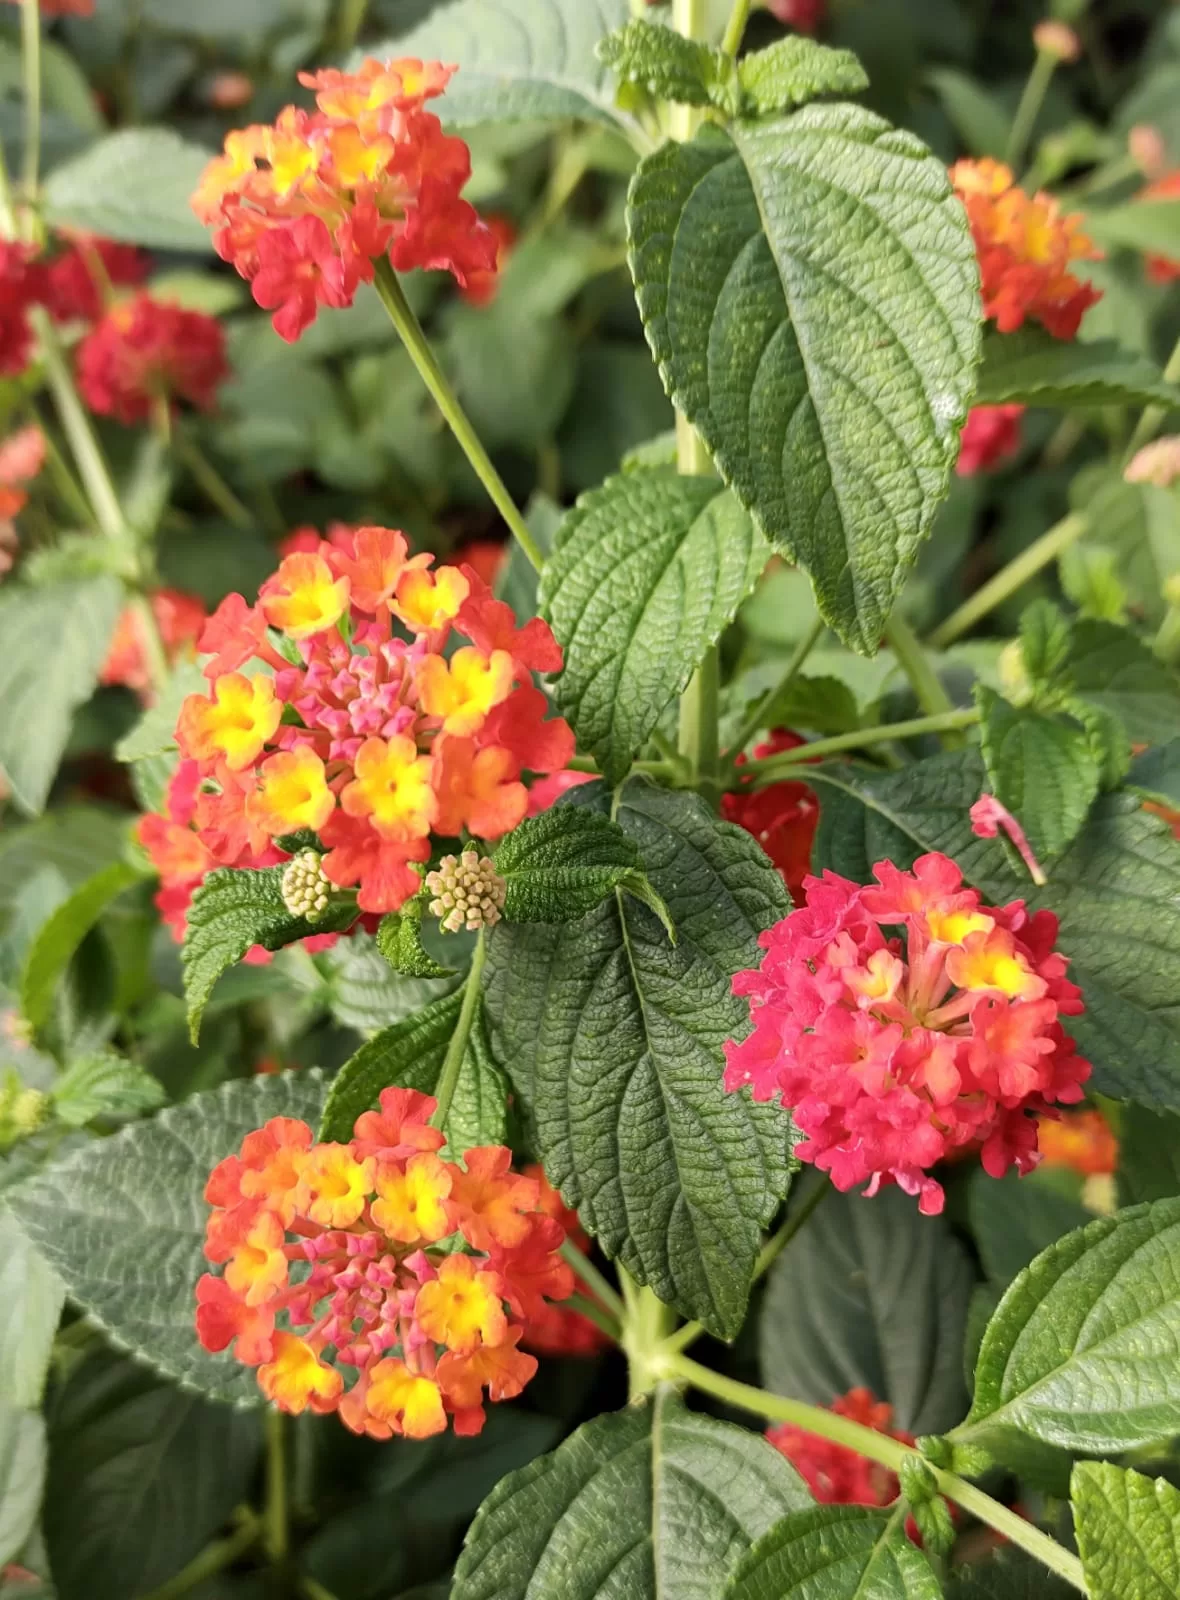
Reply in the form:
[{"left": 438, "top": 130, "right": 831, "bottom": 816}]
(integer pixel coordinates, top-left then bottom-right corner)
[
  {"left": 206, "top": 71, "right": 254, "bottom": 111},
  {"left": 281, "top": 850, "right": 332, "bottom": 922},
  {"left": 11, "top": 1087, "right": 48, "bottom": 1135},
  {"left": 1164, "top": 572, "right": 1180, "bottom": 609},
  {"left": 426, "top": 850, "right": 507, "bottom": 934},
  {"left": 1126, "top": 436, "right": 1180, "bottom": 489},
  {"left": 1129, "top": 124, "right": 1167, "bottom": 179},
  {"left": 1034, "top": 20, "right": 1080, "bottom": 61}
]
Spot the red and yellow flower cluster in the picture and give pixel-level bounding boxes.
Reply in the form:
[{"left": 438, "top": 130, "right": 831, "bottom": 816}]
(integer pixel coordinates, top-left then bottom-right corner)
[
  {"left": 196, "top": 1088, "right": 574, "bottom": 1436},
  {"left": 191, "top": 57, "right": 496, "bottom": 342},
  {"left": 722, "top": 730, "right": 820, "bottom": 907},
  {"left": 724, "top": 852, "right": 1091, "bottom": 1215},
  {"left": 767, "top": 1388, "right": 912, "bottom": 1508},
  {"left": 138, "top": 524, "right": 571, "bottom": 935}
]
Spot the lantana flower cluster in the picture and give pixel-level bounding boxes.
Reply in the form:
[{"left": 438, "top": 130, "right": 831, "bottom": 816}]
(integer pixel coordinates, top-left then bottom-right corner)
[
  {"left": 191, "top": 57, "right": 497, "bottom": 341},
  {"left": 196, "top": 1089, "right": 575, "bottom": 1436},
  {"left": 767, "top": 1388, "right": 912, "bottom": 1508},
  {"left": 724, "top": 852, "right": 1091, "bottom": 1215},
  {"left": 138, "top": 525, "right": 572, "bottom": 936}
]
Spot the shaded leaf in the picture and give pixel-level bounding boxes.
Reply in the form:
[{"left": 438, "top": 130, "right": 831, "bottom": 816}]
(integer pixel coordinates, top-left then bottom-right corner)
[
  {"left": 1127, "top": 737, "right": 1180, "bottom": 807},
  {"left": 1117, "top": 1105, "right": 1180, "bottom": 1206},
  {"left": 51, "top": 1052, "right": 165, "bottom": 1127},
  {"left": 1067, "top": 620, "right": 1180, "bottom": 746},
  {"left": 0, "top": 1403, "right": 43, "bottom": 1567},
  {"left": 967, "top": 1169, "right": 1089, "bottom": 1288},
  {"left": 0, "top": 1208, "right": 62, "bottom": 1408},
  {"left": 975, "top": 329, "right": 1180, "bottom": 409},
  {"left": 20, "top": 862, "right": 142, "bottom": 1031},
  {"left": 43, "top": 129, "right": 214, "bottom": 251}
]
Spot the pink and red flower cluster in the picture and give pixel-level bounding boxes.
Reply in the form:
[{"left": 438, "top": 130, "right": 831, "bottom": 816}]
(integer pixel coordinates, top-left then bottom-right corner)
[
  {"left": 191, "top": 57, "right": 496, "bottom": 342},
  {"left": 77, "top": 294, "right": 229, "bottom": 424},
  {"left": 722, "top": 730, "right": 820, "bottom": 906},
  {"left": 767, "top": 1388, "right": 912, "bottom": 1507},
  {"left": 724, "top": 852, "right": 1091, "bottom": 1215},
  {"left": 956, "top": 403, "right": 1024, "bottom": 477},
  {"left": 196, "top": 1089, "right": 574, "bottom": 1436},
  {"left": 0, "top": 234, "right": 146, "bottom": 380}
]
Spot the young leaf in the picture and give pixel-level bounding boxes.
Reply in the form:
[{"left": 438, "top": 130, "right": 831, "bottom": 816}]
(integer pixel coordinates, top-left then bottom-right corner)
[
  {"left": 977, "top": 687, "right": 1101, "bottom": 860},
  {"left": 42, "top": 129, "right": 215, "bottom": 251},
  {"left": 379, "top": 0, "right": 630, "bottom": 127},
  {"left": 0, "top": 577, "right": 123, "bottom": 816},
  {"left": 451, "top": 1386, "right": 811, "bottom": 1600},
  {"left": 0, "top": 1404, "right": 44, "bottom": 1568},
  {"left": 493, "top": 805, "right": 672, "bottom": 930},
  {"left": 483, "top": 780, "right": 793, "bottom": 1339},
  {"left": 20, "top": 861, "right": 143, "bottom": 1031},
  {"left": 726, "top": 1505, "right": 940, "bottom": 1600},
  {"left": 1118, "top": 1106, "right": 1180, "bottom": 1206},
  {"left": 541, "top": 468, "right": 767, "bottom": 785},
  {"left": 1018, "top": 599, "right": 1073, "bottom": 694},
  {"left": 376, "top": 910, "right": 454, "bottom": 979},
  {"left": 597, "top": 20, "right": 736, "bottom": 112},
  {"left": 183, "top": 865, "right": 357, "bottom": 1042},
  {"left": 963, "top": 1198, "right": 1180, "bottom": 1452},
  {"left": 628, "top": 111, "right": 980, "bottom": 653},
  {"left": 975, "top": 328, "right": 1180, "bottom": 408},
  {"left": 50, "top": 1052, "right": 166, "bottom": 1127},
  {"left": 967, "top": 1169, "right": 1089, "bottom": 1288},
  {"left": 0, "top": 1208, "right": 62, "bottom": 1408},
  {"left": 760, "top": 1182, "right": 973, "bottom": 1435},
  {"left": 1072, "top": 1461, "right": 1180, "bottom": 1600},
  {"left": 737, "top": 36, "right": 869, "bottom": 114},
  {"left": 5, "top": 1071, "right": 326, "bottom": 1402}
]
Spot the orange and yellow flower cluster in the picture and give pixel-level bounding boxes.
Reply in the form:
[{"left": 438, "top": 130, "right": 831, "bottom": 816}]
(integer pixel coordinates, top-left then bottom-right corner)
[
  {"left": 196, "top": 1089, "right": 574, "bottom": 1436},
  {"left": 951, "top": 158, "right": 1101, "bottom": 340},
  {"left": 191, "top": 57, "right": 497, "bottom": 341}
]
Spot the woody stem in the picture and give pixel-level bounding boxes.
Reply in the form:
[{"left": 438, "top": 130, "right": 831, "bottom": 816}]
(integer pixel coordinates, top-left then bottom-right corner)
[
  {"left": 371, "top": 258, "right": 544, "bottom": 574},
  {"left": 429, "top": 932, "right": 487, "bottom": 1133}
]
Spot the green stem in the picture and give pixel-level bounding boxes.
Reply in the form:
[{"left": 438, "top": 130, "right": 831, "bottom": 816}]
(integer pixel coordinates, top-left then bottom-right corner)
[
  {"left": 1123, "top": 331, "right": 1180, "bottom": 464},
  {"left": 29, "top": 403, "right": 98, "bottom": 528},
  {"left": 21, "top": 0, "right": 40, "bottom": 206},
  {"left": 661, "top": 1355, "right": 1088, "bottom": 1595},
  {"left": 141, "top": 1511, "right": 260, "bottom": 1600},
  {"left": 620, "top": 1267, "right": 676, "bottom": 1400},
  {"left": 331, "top": 0, "right": 368, "bottom": 53},
  {"left": 429, "top": 932, "right": 486, "bottom": 1132},
  {"left": 884, "top": 615, "right": 954, "bottom": 718},
  {"left": 130, "top": 593, "right": 170, "bottom": 692},
  {"left": 565, "top": 1291, "right": 622, "bottom": 1341},
  {"left": 372, "top": 258, "right": 543, "bottom": 573},
  {"left": 176, "top": 434, "right": 257, "bottom": 530},
  {"left": 560, "top": 1236, "right": 625, "bottom": 1321},
  {"left": 927, "top": 512, "right": 1088, "bottom": 650},
  {"left": 720, "top": 0, "right": 753, "bottom": 58},
  {"left": 741, "top": 707, "right": 980, "bottom": 785},
  {"left": 263, "top": 1409, "right": 288, "bottom": 1564},
  {"left": 32, "top": 308, "right": 128, "bottom": 547},
  {"left": 1005, "top": 46, "right": 1057, "bottom": 175},
  {"left": 727, "top": 615, "right": 824, "bottom": 765},
  {"left": 678, "top": 645, "right": 721, "bottom": 807}
]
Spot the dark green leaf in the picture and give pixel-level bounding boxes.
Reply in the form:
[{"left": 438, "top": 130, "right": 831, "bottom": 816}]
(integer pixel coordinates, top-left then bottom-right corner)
[
  {"left": 142, "top": 0, "right": 289, "bottom": 37},
  {"left": 42, "top": 129, "right": 214, "bottom": 251},
  {"left": 0, "top": 1403, "right": 43, "bottom": 1567},
  {"left": 6, "top": 1071, "right": 325, "bottom": 1402},
  {"left": 541, "top": 468, "right": 766, "bottom": 785},
  {"left": 493, "top": 805, "right": 671, "bottom": 930},
  {"left": 0, "top": 1207, "right": 62, "bottom": 1408},
  {"left": 977, "top": 687, "right": 1100, "bottom": 860},
  {"left": 377, "top": 911, "right": 454, "bottom": 980},
  {"left": 761, "top": 1182, "right": 972, "bottom": 1435},
  {"left": 1127, "top": 738, "right": 1180, "bottom": 807},
  {"left": 964, "top": 1198, "right": 1180, "bottom": 1452},
  {"left": 20, "top": 862, "right": 142, "bottom": 1031},
  {"left": 1068, "top": 620, "right": 1180, "bottom": 746},
  {"left": 0, "top": 577, "right": 123, "bottom": 815},
  {"left": 1118, "top": 1106, "right": 1180, "bottom": 1206},
  {"left": 51, "top": 1052, "right": 166, "bottom": 1127},
  {"left": 451, "top": 1386, "right": 811, "bottom": 1600},
  {"left": 1072, "top": 1461, "right": 1180, "bottom": 1600},
  {"left": 975, "top": 329, "right": 1180, "bottom": 409},
  {"left": 751, "top": 674, "right": 861, "bottom": 739},
  {"left": 945, "top": 1548, "right": 1073, "bottom": 1599},
  {"left": 726, "top": 1505, "right": 940, "bottom": 1600},
  {"left": 737, "top": 37, "right": 869, "bottom": 114},
  {"left": 484, "top": 780, "right": 793, "bottom": 1339},
  {"left": 967, "top": 1169, "right": 1090, "bottom": 1287},
  {"left": 628, "top": 112, "right": 979, "bottom": 652},
  {"left": 597, "top": 20, "right": 736, "bottom": 112}
]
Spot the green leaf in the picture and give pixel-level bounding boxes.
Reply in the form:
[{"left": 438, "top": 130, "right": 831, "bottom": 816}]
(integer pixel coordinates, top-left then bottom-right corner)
[
  {"left": 968, "top": 1169, "right": 1090, "bottom": 1288},
  {"left": 114, "top": 660, "right": 205, "bottom": 763},
  {"left": 1019, "top": 599, "right": 1073, "bottom": 694},
  {"left": 964, "top": 1198, "right": 1180, "bottom": 1452},
  {"left": 975, "top": 329, "right": 1180, "bottom": 409},
  {"left": 0, "top": 577, "right": 123, "bottom": 816},
  {"left": 807, "top": 752, "right": 1180, "bottom": 1113},
  {"left": 20, "top": 862, "right": 142, "bottom": 1031},
  {"left": 726, "top": 1505, "right": 940, "bottom": 1600},
  {"left": 377, "top": 911, "right": 454, "bottom": 980},
  {"left": 977, "top": 687, "right": 1100, "bottom": 860},
  {"left": 0, "top": 1207, "right": 62, "bottom": 1408},
  {"left": 142, "top": 0, "right": 289, "bottom": 37},
  {"left": 318, "top": 989, "right": 507, "bottom": 1154},
  {"left": 926, "top": 67, "right": 1009, "bottom": 160},
  {"left": 493, "top": 805, "right": 672, "bottom": 930},
  {"left": 484, "top": 780, "right": 793, "bottom": 1339},
  {"left": 750, "top": 674, "right": 861, "bottom": 740},
  {"left": 451, "top": 1386, "right": 811, "bottom": 1600},
  {"left": 1127, "top": 738, "right": 1180, "bottom": 807},
  {"left": 597, "top": 20, "right": 736, "bottom": 112},
  {"left": 0, "top": 1403, "right": 44, "bottom": 1568},
  {"left": 760, "top": 1182, "right": 972, "bottom": 1435},
  {"left": 5, "top": 1071, "right": 326, "bottom": 1402},
  {"left": 51, "top": 1052, "right": 166, "bottom": 1127},
  {"left": 1072, "top": 1462, "right": 1180, "bottom": 1600},
  {"left": 1118, "top": 1106, "right": 1180, "bottom": 1207},
  {"left": 945, "top": 1549, "right": 1074, "bottom": 1599},
  {"left": 1067, "top": 620, "right": 1180, "bottom": 746},
  {"left": 628, "top": 112, "right": 980, "bottom": 653},
  {"left": 1086, "top": 199, "right": 1180, "bottom": 257},
  {"left": 541, "top": 468, "right": 767, "bottom": 785},
  {"left": 379, "top": 0, "right": 630, "bottom": 127},
  {"left": 183, "top": 866, "right": 357, "bottom": 1042},
  {"left": 737, "top": 37, "right": 869, "bottom": 115},
  {"left": 44, "top": 1346, "right": 260, "bottom": 1600},
  {"left": 43, "top": 129, "right": 214, "bottom": 251}
]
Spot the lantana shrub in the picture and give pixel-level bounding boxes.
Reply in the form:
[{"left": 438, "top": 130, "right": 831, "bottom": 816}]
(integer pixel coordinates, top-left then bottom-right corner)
[{"left": 3, "top": 2, "right": 1180, "bottom": 1599}]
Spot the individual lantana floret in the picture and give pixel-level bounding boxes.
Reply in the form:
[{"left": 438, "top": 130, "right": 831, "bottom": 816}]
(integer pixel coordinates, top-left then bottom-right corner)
[
  {"left": 195, "top": 1089, "right": 575, "bottom": 1435},
  {"left": 722, "top": 730, "right": 820, "bottom": 907},
  {"left": 951, "top": 158, "right": 1102, "bottom": 339},
  {"left": 280, "top": 851, "right": 333, "bottom": 922},
  {"left": 724, "top": 852, "right": 1091, "bottom": 1215},
  {"left": 77, "top": 295, "right": 229, "bottom": 424},
  {"left": 191, "top": 58, "right": 497, "bottom": 342},
  {"left": 139, "top": 526, "right": 572, "bottom": 936},
  {"left": 767, "top": 1388, "right": 913, "bottom": 1507},
  {"left": 426, "top": 849, "right": 507, "bottom": 933},
  {"left": 957, "top": 404, "right": 1025, "bottom": 476}
]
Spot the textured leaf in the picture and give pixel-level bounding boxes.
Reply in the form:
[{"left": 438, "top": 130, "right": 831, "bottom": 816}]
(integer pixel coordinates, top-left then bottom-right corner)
[
  {"left": 0, "top": 1208, "right": 62, "bottom": 1408},
  {"left": 1067, "top": 620, "right": 1180, "bottom": 746},
  {"left": 945, "top": 1549, "right": 1073, "bottom": 1599},
  {"left": 20, "top": 862, "right": 142, "bottom": 1030},
  {"left": 379, "top": 0, "right": 630, "bottom": 127},
  {"left": 541, "top": 469, "right": 767, "bottom": 785},
  {"left": 808, "top": 752, "right": 1180, "bottom": 1112},
  {"left": 963, "top": 1198, "right": 1180, "bottom": 1452},
  {"left": 628, "top": 111, "right": 980, "bottom": 652},
  {"left": 0, "top": 1404, "right": 44, "bottom": 1567},
  {"left": 452, "top": 1387, "right": 811, "bottom": 1600},
  {"left": 967, "top": 1170, "right": 1089, "bottom": 1288},
  {"left": 760, "top": 1182, "right": 972, "bottom": 1435},
  {"left": 493, "top": 806, "right": 670, "bottom": 929},
  {"left": 44, "top": 1346, "right": 260, "bottom": 1600},
  {"left": 597, "top": 20, "right": 735, "bottom": 112},
  {"left": 321, "top": 931, "right": 453, "bottom": 1033},
  {"left": 1127, "top": 737, "right": 1180, "bottom": 807},
  {"left": 737, "top": 37, "right": 869, "bottom": 114},
  {"left": 726, "top": 1506, "right": 940, "bottom": 1600},
  {"left": 318, "top": 989, "right": 507, "bottom": 1155},
  {"left": 0, "top": 577, "right": 123, "bottom": 816},
  {"left": 377, "top": 911, "right": 454, "bottom": 979},
  {"left": 484, "top": 781, "right": 793, "bottom": 1339},
  {"left": 43, "top": 129, "right": 214, "bottom": 251},
  {"left": 6, "top": 1071, "right": 326, "bottom": 1403},
  {"left": 977, "top": 687, "right": 1100, "bottom": 860},
  {"left": 975, "top": 329, "right": 1180, "bottom": 408},
  {"left": 183, "top": 866, "right": 357, "bottom": 1042},
  {"left": 751, "top": 674, "right": 861, "bottom": 740},
  {"left": 1018, "top": 599, "right": 1072, "bottom": 692},
  {"left": 51, "top": 1052, "right": 166, "bottom": 1127},
  {"left": 1072, "top": 1462, "right": 1180, "bottom": 1600},
  {"left": 1118, "top": 1106, "right": 1180, "bottom": 1206},
  {"left": 114, "top": 661, "right": 205, "bottom": 763}
]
